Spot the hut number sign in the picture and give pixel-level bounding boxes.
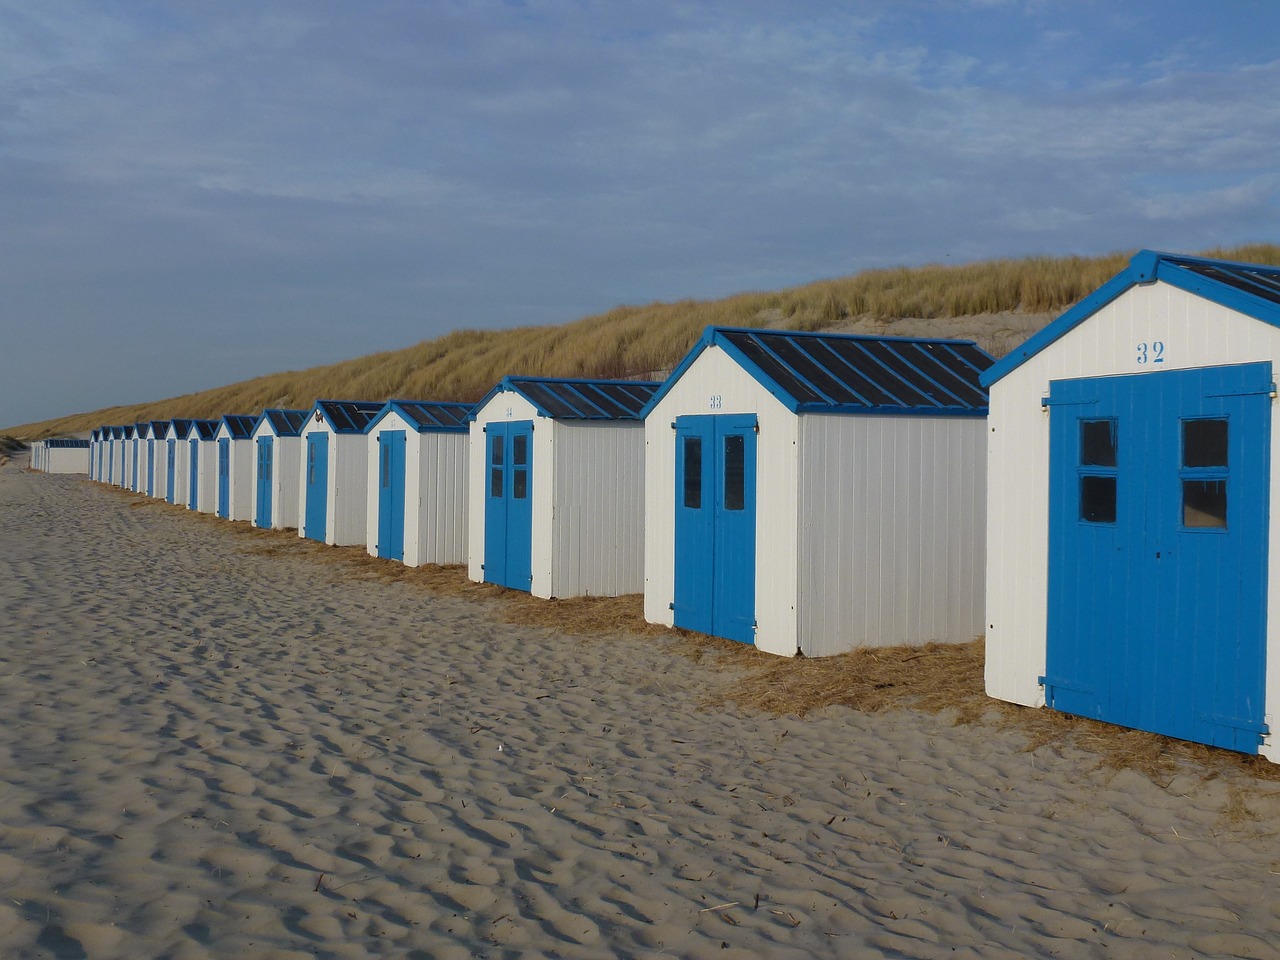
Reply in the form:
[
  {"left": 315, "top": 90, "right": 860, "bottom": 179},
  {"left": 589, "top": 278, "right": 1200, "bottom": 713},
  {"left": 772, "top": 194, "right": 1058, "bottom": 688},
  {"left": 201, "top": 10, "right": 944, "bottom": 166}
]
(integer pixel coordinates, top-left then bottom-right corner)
[
  {"left": 709, "top": 395, "right": 723, "bottom": 409},
  {"left": 1135, "top": 341, "right": 1165, "bottom": 365}
]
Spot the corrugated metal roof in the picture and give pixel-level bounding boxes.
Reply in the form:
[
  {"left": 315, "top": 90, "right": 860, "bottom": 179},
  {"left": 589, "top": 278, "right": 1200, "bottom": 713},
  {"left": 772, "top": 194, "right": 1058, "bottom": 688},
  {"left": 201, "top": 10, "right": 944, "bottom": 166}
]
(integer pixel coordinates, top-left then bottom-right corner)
[
  {"left": 220, "top": 415, "right": 258, "bottom": 439},
  {"left": 1168, "top": 258, "right": 1280, "bottom": 307},
  {"left": 387, "top": 400, "right": 473, "bottom": 431},
  {"left": 149, "top": 420, "right": 169, "bottom": 436},
  {"left": 315, "top": 400, "right": 383, "bottom": 434},
  {"left": 647, "top": 327, "right": 993, "bottom": 416},
  {"left": 46, "top": 438, "right": 90, "bottom": 448},
  {"left": 473, "top": 377, "right": 661, "bottom": 421},
  {"left": 168, "top": 418, "right": 194, "bottom": 438},
  {"left": 263, "top": 409, "right": 309, "bottom": 436}
]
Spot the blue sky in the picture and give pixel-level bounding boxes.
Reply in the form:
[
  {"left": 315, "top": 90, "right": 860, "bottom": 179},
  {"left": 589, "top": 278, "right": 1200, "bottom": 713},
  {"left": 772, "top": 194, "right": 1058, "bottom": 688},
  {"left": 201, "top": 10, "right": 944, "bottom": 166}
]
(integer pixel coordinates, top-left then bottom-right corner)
[{"left": 3, "top": 1, "right": 1278, "bottom": 426}]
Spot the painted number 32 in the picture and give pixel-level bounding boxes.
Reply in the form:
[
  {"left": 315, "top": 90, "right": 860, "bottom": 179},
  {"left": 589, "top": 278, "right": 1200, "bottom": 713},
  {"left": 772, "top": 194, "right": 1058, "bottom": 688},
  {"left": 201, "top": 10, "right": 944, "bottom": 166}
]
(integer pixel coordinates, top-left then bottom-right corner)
[{"left": 1136, "top": 341, "right": 1165, "bottom": 365}]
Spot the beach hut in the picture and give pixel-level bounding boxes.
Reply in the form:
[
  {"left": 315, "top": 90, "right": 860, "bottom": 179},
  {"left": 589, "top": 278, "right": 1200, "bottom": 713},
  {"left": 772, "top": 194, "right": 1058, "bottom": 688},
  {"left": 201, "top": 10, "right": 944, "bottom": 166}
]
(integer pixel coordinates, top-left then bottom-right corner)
[
  {"left": 187, "top": 419, "right": 220, "bottom": 512},
  {"left": 298, "top": 400, "right": 382, "bottom": 545},
  {"left": 30, "top": 440, "right": 45, "bottom": 471},
  {"left": 251, "top": 409, "right": 308, "bottom": 530},
  {"left": 467, "top": 376, "right": 660, "bottom": 598},
  {"left": 111, "top": 426, "right": 130, "bottom": 487},
  {"left": 131, "top": 423, "right": 153, "bottom": 492},
  {"left": 213, "top": 414, "right": 258, "bottom": 520},
  {"left": 983, "top": 250, "right": 1280, "bottom": 760},
  {"left": 42, "top": 438, "right": 91, "bottom": 474},
  {"left": 88, "top": 429, "right": 100, "bottom": 480},
  {"left": 140, "top": 421, "right": 167, "bottom": 496},
  {"left": 163, "top": 419, "right": 195, "bottom": 505},
  {"left": 365, "top": 400, "right": 472, "bottom": 565},
  {"left": 642, "top": 326, "right": 992, "bottom": 655}
]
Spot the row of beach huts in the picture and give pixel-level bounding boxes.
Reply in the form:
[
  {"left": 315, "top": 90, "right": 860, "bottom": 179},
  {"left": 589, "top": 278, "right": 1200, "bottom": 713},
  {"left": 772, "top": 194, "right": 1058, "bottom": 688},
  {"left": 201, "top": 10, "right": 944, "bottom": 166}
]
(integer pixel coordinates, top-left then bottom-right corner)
[{"left": 27, "top": 250, "right": 1280, "bottom": 763}]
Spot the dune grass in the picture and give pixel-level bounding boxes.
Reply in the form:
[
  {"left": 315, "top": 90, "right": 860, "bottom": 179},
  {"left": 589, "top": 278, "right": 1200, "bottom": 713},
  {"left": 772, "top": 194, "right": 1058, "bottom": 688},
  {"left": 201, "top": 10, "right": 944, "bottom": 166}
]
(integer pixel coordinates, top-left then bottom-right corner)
[{"left": 14, "top": 244, "right": 1280, "bottom": 439}]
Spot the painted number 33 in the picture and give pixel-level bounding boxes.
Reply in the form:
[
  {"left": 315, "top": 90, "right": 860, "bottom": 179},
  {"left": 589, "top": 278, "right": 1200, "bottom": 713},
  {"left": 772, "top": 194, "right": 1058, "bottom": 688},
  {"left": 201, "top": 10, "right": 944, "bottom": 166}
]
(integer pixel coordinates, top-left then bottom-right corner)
[{"left": 1136, "top": 341, "right": 1165, "bottom": 365}]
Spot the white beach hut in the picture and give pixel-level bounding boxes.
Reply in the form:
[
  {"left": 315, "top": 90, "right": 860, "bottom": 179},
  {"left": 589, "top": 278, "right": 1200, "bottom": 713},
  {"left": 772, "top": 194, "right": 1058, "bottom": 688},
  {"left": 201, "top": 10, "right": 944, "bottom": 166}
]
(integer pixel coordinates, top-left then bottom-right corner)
[
  {"left": 31, "top": 440, "right": 45, "bottom": 471},
  {"left": 187, "top": 419, "right": 221, "bottom": 513},
  {"left": 984, "top": 250, "right": 1280, "bottom": 760},
  {"left": 88, "top": 429, "right": 100, "bottom": 480},
  {"left": 298, "top": 400, "right": 382, "bottom": 545},
  {"left": 163, "top": 419, "right": 195, "bottom": 506},
  {"left": 365, "top": 400, "right": 472, "bottom": 566},
  {"left": 143, "top": 420, "right": 168, "bottom": 497},
  {"left": 467, "top": 376, "right": 660, "bottom": 598},
  {"left": 643, "top": 326, "right": 993, "bottom": 655},
  {"left": 251, "top": 409, "right": 308, "bottom": 531},
  {"left": 111, "top": 426, "right": 130, "bottom": 487},
  {"left": 213, "top": 414, "right": 258, "bottom": 521},
  {"left": 42, "top": 438, "right": 91, "bottom": 474}
]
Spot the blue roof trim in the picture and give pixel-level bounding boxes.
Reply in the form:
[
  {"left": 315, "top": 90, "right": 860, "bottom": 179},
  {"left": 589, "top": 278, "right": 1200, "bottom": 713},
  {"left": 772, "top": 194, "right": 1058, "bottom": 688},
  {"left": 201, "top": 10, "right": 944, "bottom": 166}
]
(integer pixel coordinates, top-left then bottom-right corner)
[
  {"left": 367, "top": 399, "right": 474, "bottom": 433},
  {"left": 467, "top": 376, "right": 661, "bottom": 422},
  {"left": 982, "top": 249, "right": 1280, "bottom": 387},
  {"left": 309, "top": 399, "right": 384, "bottom": 434},
  {"left": 641, "top": 326, "right": 993, "bottom": 417}
]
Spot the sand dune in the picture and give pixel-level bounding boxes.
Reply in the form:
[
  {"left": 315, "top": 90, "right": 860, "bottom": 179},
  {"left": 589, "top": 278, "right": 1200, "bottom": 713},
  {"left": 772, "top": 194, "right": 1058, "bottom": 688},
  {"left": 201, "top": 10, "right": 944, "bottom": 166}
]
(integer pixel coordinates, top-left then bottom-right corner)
[{"left": 2, "top": 460, "right": 1280, "bottom": 959}]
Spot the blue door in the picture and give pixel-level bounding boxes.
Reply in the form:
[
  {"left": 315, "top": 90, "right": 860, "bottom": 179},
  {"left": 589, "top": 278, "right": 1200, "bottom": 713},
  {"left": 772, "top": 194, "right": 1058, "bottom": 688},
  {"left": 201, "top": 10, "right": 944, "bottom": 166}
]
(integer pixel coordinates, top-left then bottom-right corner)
[
  {"left": 304, "top": 433, "right": 329, "bottom": 542},
  {"left": 131, "top": 441, "right": 139, "bottom": 490},
  {"left": 377, "top": 430, "right": 407, "bottom": 561},
  {"left": 483, "top": 421, "right": 534, "bottom": 590},
  {"left": 189, "top": 439, "right": 200, "bottom": 508},
  {"left": 1046, "top": 362, "right": 1271, "bottom": 753},
  {"left": 217, "top": 438, "right": 231, "bottom": 518},
  {"left": 255, "top": 437, "right": 274, "bottom": 528},
  {"left": 166, "top": 440, "right": 177, "bottom": 503},
  {"left": 146, "top": 440, "right": 155, "bottom": 496},
  {"left": 673, "top": 414, "right": 758, "bottom": 644}
]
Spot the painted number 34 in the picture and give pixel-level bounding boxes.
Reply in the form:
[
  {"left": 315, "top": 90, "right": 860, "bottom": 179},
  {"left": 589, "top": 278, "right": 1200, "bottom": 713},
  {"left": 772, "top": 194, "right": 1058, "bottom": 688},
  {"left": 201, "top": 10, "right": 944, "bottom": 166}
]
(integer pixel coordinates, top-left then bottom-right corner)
[{"left": 1136, "top": 341, "right": 1165, "bottom": 365}]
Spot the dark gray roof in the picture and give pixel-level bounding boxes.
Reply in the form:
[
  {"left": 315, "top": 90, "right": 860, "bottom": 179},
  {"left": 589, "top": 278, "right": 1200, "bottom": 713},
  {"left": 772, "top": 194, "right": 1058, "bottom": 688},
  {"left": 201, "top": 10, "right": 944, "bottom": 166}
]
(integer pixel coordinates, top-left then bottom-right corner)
[{"left": 316, "top": 400, "right": 383, "bottom": 434}]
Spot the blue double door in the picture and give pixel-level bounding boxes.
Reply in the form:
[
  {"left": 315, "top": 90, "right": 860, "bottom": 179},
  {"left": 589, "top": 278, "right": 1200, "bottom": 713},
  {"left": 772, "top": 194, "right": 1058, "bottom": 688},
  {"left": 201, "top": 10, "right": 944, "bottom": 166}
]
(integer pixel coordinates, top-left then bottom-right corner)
[
  {"left": 255, "top": 437, "right": 274, "bottom": 528},
  {"left": 166, "top": 440, "right": 177, "bottom": 503},
  {"left": 188, "top": 439, "right": 200, "bottom": 509},
  {"left": 216, "top": 439, "right": 231, "bottom": 518},
  {"left": 484, "top": 421, "right": 533, "bottom": 590},
  {"left": 673, "top": 414, "right": 758, "bottom": 644},
  {"left": 1046, "top": 362, "right": 1271, "bottom": 753},
  {"left": 304, "top": 433, "right": 329, "bottom": 542},
  {"left": 376, "top": 431, "right": 407, "bottom": 561}
]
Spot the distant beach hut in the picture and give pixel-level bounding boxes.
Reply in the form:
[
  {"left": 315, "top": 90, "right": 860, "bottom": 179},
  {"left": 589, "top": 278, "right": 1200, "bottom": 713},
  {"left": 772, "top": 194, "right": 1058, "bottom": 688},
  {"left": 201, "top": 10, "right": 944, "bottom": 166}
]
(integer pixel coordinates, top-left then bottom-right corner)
[
  {"left": 163, "top": 419, "right": 195, "bottom": 506},
  {"left": 984, "top": 250, "right": 1280, "bottom": 761},
  {"left": 130, "top": 423, "right": 151, "bottom": 492},
  {"left": 141, "top": 420, "right": 167, "bottom": 496},
  {"left": 365, "top": 399, "right": 472, "bottom": 566},
  {"left": 88, "top": 429, "right": 101, "bottom": 480},
  {"left": 187, "top": 419, "right": 220, "bottom": 512},
  {"left": 42, "top": 438, "right": 91, "bottom": 474},
  {"left": 467, "top": 376, "right": 660, "bottom": 597},
  {"left": 214, "top": 414, "right": 258, "bottom": 520},
  {"left": 31, "top": 440, "right": 45, "bottom": 471},
  {"left": 298, "top": 400, "right": 383, "bottom": 545},
  {"left": 111, "top": 426, "right": 130, "bottom": 487},
  {"left": 643, "top": 326, "right": 993, "bottom": 655},
  {"left": 251, "top": 409, "right": 308, "bottom": 530}
]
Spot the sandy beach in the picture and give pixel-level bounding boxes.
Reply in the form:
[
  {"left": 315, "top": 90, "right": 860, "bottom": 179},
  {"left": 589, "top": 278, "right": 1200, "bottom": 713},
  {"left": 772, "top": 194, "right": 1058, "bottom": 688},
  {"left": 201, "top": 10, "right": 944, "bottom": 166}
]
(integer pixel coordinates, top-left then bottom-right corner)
[{"left": 3, "top": 458, "right": 1280, "bottom": 959}]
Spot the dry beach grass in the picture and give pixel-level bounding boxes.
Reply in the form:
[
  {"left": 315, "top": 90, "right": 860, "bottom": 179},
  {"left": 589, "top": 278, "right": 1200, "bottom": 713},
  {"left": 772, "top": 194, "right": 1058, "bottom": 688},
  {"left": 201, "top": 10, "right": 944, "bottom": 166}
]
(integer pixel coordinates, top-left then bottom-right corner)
[{"left": 7, "top": 463, "right": 1280, "bottom": 958}]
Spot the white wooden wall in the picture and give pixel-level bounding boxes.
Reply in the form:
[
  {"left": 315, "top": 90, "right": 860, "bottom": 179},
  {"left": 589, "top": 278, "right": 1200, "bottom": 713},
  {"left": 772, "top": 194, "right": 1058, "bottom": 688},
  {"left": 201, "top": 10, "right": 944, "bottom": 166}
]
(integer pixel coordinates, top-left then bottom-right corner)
[
  {"left": 193, "top": 440, "right": 219, "bottom": 513},
  {"left": 548, "top": 420, "right": 646, "bottom": 597},
  {"left": 46, "top": 447, "right": 90, "bottom": 474},
  {"left": 985, "top": 280, "right": 1280, "bottom": 764},
  {"left": 644, "top": 345, "right": 801, "bottom": 656},
  {"left": 797, "top": 413, "right": 986, "bottom": 656},
  {"left": 328, "top": 433, "right": 369, "bottom": 546}
]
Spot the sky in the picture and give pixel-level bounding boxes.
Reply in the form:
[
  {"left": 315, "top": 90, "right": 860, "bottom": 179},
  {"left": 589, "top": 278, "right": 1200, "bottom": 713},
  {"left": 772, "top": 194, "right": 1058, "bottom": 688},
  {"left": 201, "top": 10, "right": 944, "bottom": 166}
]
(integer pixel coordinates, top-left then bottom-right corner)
[{"left": 3, "top": 1, "right": 1279, "bottom": 427}]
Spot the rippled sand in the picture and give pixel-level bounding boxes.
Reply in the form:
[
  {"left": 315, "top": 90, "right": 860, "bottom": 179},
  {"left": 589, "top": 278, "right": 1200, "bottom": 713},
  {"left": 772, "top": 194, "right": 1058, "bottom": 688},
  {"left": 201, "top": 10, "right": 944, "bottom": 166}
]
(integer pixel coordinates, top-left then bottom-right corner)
[{"left": 2, "top": 459, "right": 1280, "bottom": 959}]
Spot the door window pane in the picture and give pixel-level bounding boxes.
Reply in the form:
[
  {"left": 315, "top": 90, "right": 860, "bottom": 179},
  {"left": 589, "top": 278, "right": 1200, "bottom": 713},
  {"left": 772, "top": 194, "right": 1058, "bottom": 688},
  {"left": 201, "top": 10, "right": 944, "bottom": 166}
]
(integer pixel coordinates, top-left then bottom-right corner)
[
  {"left": 1183, "top": 419, "right": 1228, "bottom": 468},
  {"left": 724, "top": 434, "right": 745, "bottom": 511},
  {"left": 513, "top": 434, "right": 527, "bottom": 466},
  {"left": 382, "top": 444, "right": 391, "bottom": 488},
  {"left": 490, "top": 467, "right": 503, "bottom": 498},
  {"left": 683, "top": 437, "right": 702, "bottom": 509},
  {"left": 491, "top": 435, "right": 503, "bottom": 466},
  {"left": 307, "top": 445, "right": 315, "bottom": 484},
  {"left": 513, "top": 468, "right": 527, "bottom": 499},
  {"left": 1080, "top": 475, "right": 1116, "bottom": 523},
  {"left": 1183, "top": 480, "right": 1227, "bottom": 528},
  {"left": 1081, "top": 420, "right": 1117, "bottom": 466}
]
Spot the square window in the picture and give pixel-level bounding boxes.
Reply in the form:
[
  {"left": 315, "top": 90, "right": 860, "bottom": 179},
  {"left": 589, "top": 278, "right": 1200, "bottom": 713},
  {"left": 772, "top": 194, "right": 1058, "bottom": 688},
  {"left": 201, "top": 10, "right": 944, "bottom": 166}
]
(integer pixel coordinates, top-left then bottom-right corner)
[
  {"left": 1080, "top": 475, "right": 1116, "bottom": 523},
  {"left": 1183, "top": 479, "right": 1227, "bottom": 528},
  {"left": 1081, "top": 420, "right": 1117, "bottom": 467},
  {"left": 1183, "top": 419, "right": 1228, "bottom": 468}
]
